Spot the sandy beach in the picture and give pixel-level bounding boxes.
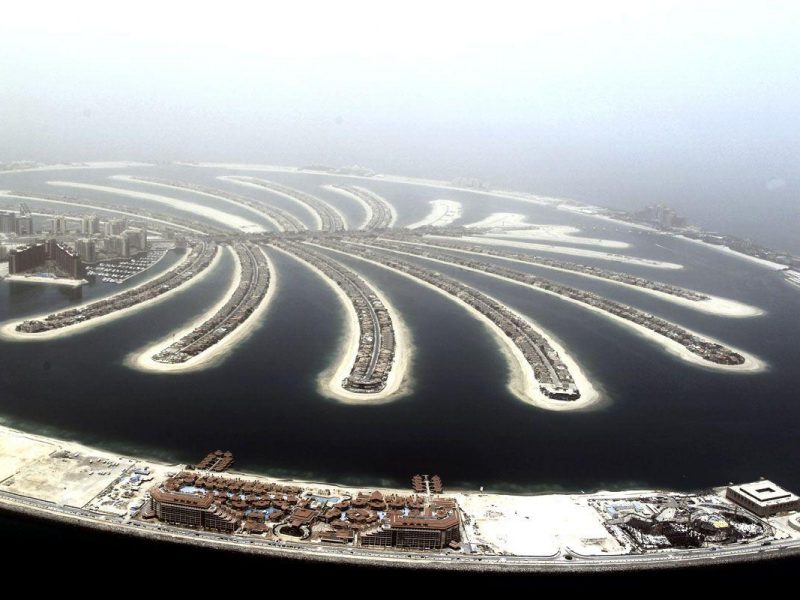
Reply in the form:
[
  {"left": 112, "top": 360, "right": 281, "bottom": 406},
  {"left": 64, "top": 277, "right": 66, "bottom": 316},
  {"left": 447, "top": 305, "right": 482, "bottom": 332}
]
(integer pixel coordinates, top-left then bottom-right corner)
[
  {"left": 273, "top": 245, "right": 412, "bottom": 404},
  {"left": 128, "top": 246, "right": 277, "bottom": 373},
  {"left": 406, "top": 199, "right": 463, "bottom": 229},
  {"left": 3, "top": 274, "right": 88, "bottom": 287},
  {"left": 47, "top": 181, "right": 265, "bottom": 233},
  {"left": 0, "top": 246, "right": 221, "bottom": 342},
  {"left": 433, "top": 235, "right": 684, "bottom": 269},
  {"left": 0, "top": 191, "right": 205, "bottom": 234},
  {"left": 0, "top": 161, "right": 153, "bottom": 176},
  {"left": 318, "top": 245, "right": 600, "bottom": 412},
  {"left": 322, "top": 185, "right": 399, "bottom": 229},
  {"left": 369, "top": 244, "right": 765, "bottom": 374},
  {"left": 219, "top": 176, "right": 345, "bottom": 231},
  {"left": 111, "top": 175, "right": 282, "bottom": 232},
  {"left": 468, "top": 213, "right": 630, "bottom": 249},
  {"left": 398, "top": 241, "right": 763, "bottom": 318}
]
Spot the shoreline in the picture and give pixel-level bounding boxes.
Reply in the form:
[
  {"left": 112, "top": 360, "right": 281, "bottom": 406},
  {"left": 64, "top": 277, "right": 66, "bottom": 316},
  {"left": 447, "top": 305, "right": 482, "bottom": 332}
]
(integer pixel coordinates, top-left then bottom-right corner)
[
  {"left": 406, "top": 199, "right": 463, "bottom": 229},
  {"left": 126, "top": 246, "right": 277, "bottom": 374},
  {"left": 111, "top": 175, "right": 282, "bottom": 232},
  {"left": 320, "top": 245, "right": 600, "bottom": 412},
  {"left": 47, "top": 180, "right": 264, "bottom": 233},
  {"left": 370, "top": 244, "right": 766, "bottom": 374},
  {"left": 468, "top": 213, "right": 630, "bottom": 249},
  {"left": 322, "top": 184, "right": 373, "bottom": 230},
  {"left": 0, "top": 246, "right": 221, "bottom": 342},
  {"left": 435, "top": 235, "right": 684, "bottom": 269},
  {"left": 0, "top": 191, "right": 205, "bottom": 234},
  {"left": 0, "top": 161, "right": 153, "bottom": 176},
  {"left": 398, "top": 240, "right": 763, "bottom": 318},
  {"left": 272, "top": 245, "right": 412, "bottom": 404},
  {"left": 3, "top": 274, "right": 88, "bottom": 287}
]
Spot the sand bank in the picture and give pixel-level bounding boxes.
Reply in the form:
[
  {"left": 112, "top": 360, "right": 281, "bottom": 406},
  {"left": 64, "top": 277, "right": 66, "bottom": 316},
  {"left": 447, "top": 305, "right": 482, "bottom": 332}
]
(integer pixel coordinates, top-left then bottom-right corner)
[
  {"left": 468, "top": 213, "right": 629, "bottom": 249},
  {"left": 406, "top": 199, "right": 463, "bottom": 229},
  {"left": 273, "top": 245, "right": 411, "bottom": 404},
  {"left": 47, "top": 181, "right": 264, "bottom": 233},
  {"left": 219, "top": 176, "right": 338, "bottom": 231},
  {"left": 0, "top": 161, "right": 152, "bottom": 176},
  {"left": 676, "top": 235, "right": 790, "bottom": 271},
  {"left": 322, "top": 185, "right": 399, "bottom": 229},
  {"left": 432, "top": 235, "right": 683, "bottom": 269},
  {"left": 319, "top": 245, "right": 600, "bottom": 412},
  {"left": 399, "top": 241, "right": 763, "bottom": 318},
  {"left": 367, "top": 244, "right": 764, "bottom": 374},
  {"left": 4, "top": 274, "right": 87, "bottom": 287},
  {"left": 0, "top": 191, "right": 204, "bottom": 234},
  {"left": 0, "top": 246, "right": 221, "bottom": 342},
  {"left": 111, "top": 175, "right": 282, "bottom": 232},
  {"left": 128, "top": 247, "right": 277, "bottom": 373}
]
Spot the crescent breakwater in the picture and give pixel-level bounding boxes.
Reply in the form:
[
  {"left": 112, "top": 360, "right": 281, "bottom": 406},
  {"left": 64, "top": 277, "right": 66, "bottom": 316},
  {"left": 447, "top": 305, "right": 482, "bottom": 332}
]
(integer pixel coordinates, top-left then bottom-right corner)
[
  {"left": 269, "top": 240, "right": 408, "bottom": 403},
  {"left": 3, "top": 240, "right": 218, "bottom": 340},
  {"left": 312, "top": 238, "right": 588, "bottom": 405},
  {"left": 377, "top": 234, "right": 762, "bottom": 318},
  {"left": 324, "top": 185, "right": 397, "bottom": 230},
  {"left": 220, "top": 176, "right": 346, "bottom": 232},
  {"left": 353, "top": 238, "right": 761, "bottom": 371},
  {"left": 407, "top": 199, "right": 463, "bottom": 229},
  {"left": 110, "top": 176, "right": 306, "bottom": 233}
]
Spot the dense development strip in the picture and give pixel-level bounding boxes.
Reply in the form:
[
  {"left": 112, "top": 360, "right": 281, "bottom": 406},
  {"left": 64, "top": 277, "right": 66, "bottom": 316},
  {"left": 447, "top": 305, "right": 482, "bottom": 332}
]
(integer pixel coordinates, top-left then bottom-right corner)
[
  {"left": 326, "top": 185, "right": 396, "bottom": 229},
  {"left": 356, "top": 239, "right": 747, "bottom": 367},
  {"left": 272, "top": 240, "right": 396, "bottom": 394},
  {"left": 314, "top": 239, "right": 580, "bottom": 400},
  {"left": 152, "top": 243, "right": 270, "bottom": 364},
  {"left": 0, "top": 190, "right": 217, "bottom": 234},
  {"left": 114, "top": 176, "right": 307, "bottom": 233},
  {"left": 13, "top": 240, "right": 218, "bottom": 334},
  {"left": 221, "top": 176, "right": 346, "bottom": 232},
  {"left": 382, "top": 234, "right": 707, "bottom": 300}
]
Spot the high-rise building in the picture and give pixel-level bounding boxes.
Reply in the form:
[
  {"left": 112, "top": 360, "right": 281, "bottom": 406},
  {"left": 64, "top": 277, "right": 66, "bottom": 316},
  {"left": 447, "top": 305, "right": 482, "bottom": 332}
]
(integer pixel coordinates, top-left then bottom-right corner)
[
  {"left": 0, "top": 211, "right": 16, "bottom": 234},
  {"left": 14, "top": 215, "right": 33, "bottom": 236},
  {"left": 125, "top": 227, "right": 147, "bottom": 252},
  {"left": 108, "top": 234, "right": 130, "bottom": 257},
  {"left": 104, "top": 218, "right": 127, "bottom": 236},
  {"left": 51, "top": 215, "right": 67, "bottom": 235},
  {"left": 75, "top": 238, "right": 97, "bottom": 263},
  {"left": 81, "top": 215, "right": 101, "bottom": 235},
  {"left": 9, "top": 243, "right": 46, "bottom": 274},
  {"left": 45, "top": 239, "right": 83, "bottom": 278}
]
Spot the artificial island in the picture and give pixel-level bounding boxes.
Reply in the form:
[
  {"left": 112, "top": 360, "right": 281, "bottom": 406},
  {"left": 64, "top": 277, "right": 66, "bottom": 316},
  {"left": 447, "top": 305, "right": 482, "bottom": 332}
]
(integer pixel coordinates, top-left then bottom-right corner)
[{"left": 0, "top": 161, "right": 796, "bottom": 571}]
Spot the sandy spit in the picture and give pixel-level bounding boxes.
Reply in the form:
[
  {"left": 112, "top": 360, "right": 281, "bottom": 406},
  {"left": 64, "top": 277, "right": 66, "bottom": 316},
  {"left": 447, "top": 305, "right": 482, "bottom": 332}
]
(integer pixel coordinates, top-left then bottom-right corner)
[
  {"left": 127, "top": 246, "right": 277, "bottom": 373},
  {"left": 272, "top": 244, "right": 412, "bottom": 405},
  {"left": 0, "top": 246, "right": 221, "bottom": 342},
  {"left": 47, "top": 180, "right": 264, "bottom": 233}
]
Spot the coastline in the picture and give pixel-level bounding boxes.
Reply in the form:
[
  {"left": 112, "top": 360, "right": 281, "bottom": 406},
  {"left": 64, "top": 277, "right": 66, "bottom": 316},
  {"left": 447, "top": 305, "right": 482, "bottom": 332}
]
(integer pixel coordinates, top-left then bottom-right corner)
[
  {"left": 111, "top": 175, "right": 282, "bottom": 232},
  {"left": 370, "top": 244, "right": 766, "bottom": 374},
  {"left": 399, "top": 241, "right": 763, "bottom": 318},
  {"left": 0, "top": 191, "right": 205, "bottom": 234},
  {"left": 127, "top": 246, "right": 277, "bottom": 374},
  {"left": 436, "top": 235, "right": 684, "bottom": 269},
  {"left": 3, "top": 274, "right": 88, "bottom": 287},
  {"left": 272, "top": 244, "right": 412, "bottom": 404},
  {"left": 47, "top": 180, "right": 264, "bottom": 233},
  {"left": 0, "top": 422, "right": 798, "bottom": 572},
  {"left": 467, "top": 213, "right": 630, "bottom": 249},
  {"left": 406, "top": 199, "right": 463, "bottom": 229},
  {"left": 0, "top": 161, "right": 153, "bottom": 176},
  {"left": 320, "top": 245, "right": 601, "bottom": 412},
  {"left": 322, "top": 184, "right": 374, "bottom": 230},
  {"left": 0, "top": 246, "right": 221, "bottom": 342}
]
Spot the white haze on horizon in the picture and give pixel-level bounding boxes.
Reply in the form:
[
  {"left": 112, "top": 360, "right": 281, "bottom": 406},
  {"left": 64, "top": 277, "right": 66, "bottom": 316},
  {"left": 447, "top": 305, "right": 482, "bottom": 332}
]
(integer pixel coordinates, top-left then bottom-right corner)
[{"left": 1, "top": 1, "right": 799, "bottom": 250}]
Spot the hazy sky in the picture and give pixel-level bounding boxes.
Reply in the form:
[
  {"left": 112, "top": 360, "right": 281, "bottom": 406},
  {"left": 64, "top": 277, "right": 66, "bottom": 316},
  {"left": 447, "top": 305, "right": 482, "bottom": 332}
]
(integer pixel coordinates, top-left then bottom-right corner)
[{"left": 1, "top": 1, "right": 798, "bottom": 246}]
